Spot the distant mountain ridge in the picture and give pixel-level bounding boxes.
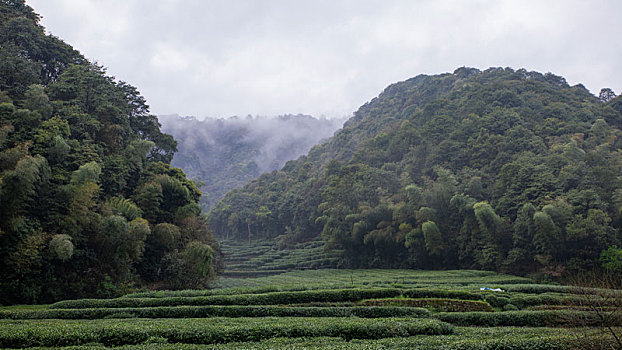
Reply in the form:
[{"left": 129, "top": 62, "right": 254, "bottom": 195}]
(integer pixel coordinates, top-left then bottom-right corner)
[{"left": 160, "top": 114, "right": 345, "bottom": 209}]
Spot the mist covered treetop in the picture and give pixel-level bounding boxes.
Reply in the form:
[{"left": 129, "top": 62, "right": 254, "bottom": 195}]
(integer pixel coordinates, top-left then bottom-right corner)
[{"left": 160, "top": 114, "right": 345, "bottom": 209}]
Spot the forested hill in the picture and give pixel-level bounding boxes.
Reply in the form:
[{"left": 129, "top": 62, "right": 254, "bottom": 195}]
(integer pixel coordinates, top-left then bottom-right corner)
[
  {"left": 0, "top": 1, "right": 221, "bottom": 304},
  {"left": 160, "top": 114, "right": 345, "bottom": 209},
  {"left": 209, "top": 67, "right": 622, "bottom": 278}
]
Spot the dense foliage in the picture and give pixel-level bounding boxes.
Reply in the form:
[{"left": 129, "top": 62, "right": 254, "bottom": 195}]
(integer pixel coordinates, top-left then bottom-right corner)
[
  {"left": 209, "top": 67, "right": 622, "bottom": 278},
  {"left": 160, "top": 114, "right": 344, "bottom": 209},
  {"left": 0, "top": 1, "right": 221, "bottom": 304}
]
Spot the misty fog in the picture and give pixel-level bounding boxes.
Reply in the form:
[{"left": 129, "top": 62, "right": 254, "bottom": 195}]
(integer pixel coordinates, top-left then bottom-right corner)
[{"left": 159, "top": 114, "right": 346, "bottom": 209}]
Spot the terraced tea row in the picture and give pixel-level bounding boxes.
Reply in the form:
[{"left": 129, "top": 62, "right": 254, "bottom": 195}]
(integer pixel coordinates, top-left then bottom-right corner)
[
  {"left": 122, "top": 286, "right": 483, "bottom": 301},
  {"left": 220, "top": 239, "right": 340, "bottom": 276},
  {"left": 214, "top": 268, "right": 535, "bottom": 289},
  {"left": 53, "top": 287, "right": 591, "bottom": 311},
  {"left": 48, "top": 289, "right": 404, "bottom": 309},
  {"left": 6, "top": 327, "right": 582, "bottom": 350},
  {"left": 0, "top": 305, "right": 431, "bottom": 320},
  {"left": 0, "top": 318, "right": 453, "bottom": 348}
]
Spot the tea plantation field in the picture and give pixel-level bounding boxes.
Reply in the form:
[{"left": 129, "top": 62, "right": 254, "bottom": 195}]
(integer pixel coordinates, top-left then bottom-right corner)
[
  {"left": 1, "top": 268, "right": 621, "bottom": 349},
  {"left": 220, "top": 239, "right": 340, "bottom": 277}
]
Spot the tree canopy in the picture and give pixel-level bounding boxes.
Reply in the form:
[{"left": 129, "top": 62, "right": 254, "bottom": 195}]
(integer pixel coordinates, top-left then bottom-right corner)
[
  {"left": 209, "top": 67, "right": 622, "bottom": 279},
  {"left": 0, "top": 0, "right": 221, "bottom": 304}
]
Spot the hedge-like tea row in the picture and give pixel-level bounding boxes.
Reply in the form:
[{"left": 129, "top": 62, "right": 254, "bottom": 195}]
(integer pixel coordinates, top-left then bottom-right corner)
[
  {"left": 1, "top": 326, "right": 584, "bottom": 349},
  {"left": 1, "top": 332, "right": 577, "bottom": 350},
  {"left": 435, "top": 310, "right": 622, "bottom": 327},
  {"left": 508, "top": 294, "right": 620, "bottom": 309},
  {"left": 222, "top": 270, "right": 288, "bottom": 278},
  {"left": 0, "top": 317, "right": 454, "bottom": 348},
  {"left": 0, "top": 305, "right": 430, "bottom": 320},
  {"left": 501, "top": 284, "right": 615, "bottom": 296},
  {"left": 403, "top": 289, "right": 483, "bottom": 301},
  {"left": 50, "top": 288, "right": 404, "bottom": 309},
  {"left": 436, "top": 311, "right": 557, "bottom": 327},
  {"left": 483, "top": 293, "right": 617, "bottom": 309},
  {"left": 124, "top": 287, "right": 483, "bottom": 300},
  {"left": 360, "top": 298, "right": 493, "bottom": 312},
  {"left": 122, "top": 286, "right": 312, "bottom": 299}
]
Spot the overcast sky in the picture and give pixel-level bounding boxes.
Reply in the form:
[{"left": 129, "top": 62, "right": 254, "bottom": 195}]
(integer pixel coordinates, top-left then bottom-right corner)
[{"left": 27, "top": 0, "right": 622, "bottom": 119}]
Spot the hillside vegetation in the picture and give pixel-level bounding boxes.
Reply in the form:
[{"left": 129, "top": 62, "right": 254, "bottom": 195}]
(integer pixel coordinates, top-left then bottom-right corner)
[
  {"left": 160, "top": 114, "right": 344, "bottom": 209},
  {"left": 209, "top": 67, "right": 622, "bottom": 278},
  {"left": 0, "top": 1, "right": 221, "bottom": 305}
]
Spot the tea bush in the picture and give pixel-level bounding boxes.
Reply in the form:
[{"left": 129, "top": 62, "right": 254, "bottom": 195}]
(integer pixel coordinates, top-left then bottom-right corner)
[
  {"left": 403, "top": 289, "right": 483, "bottom": 301},
  {"left": 0, "top": 305, "right": 430, "bottom": 320},
  {"left": 360, "top": 298, "right": 493, "bottom": 312},
  {"left": 0, "top": 317, "right": 453, "bottom": 348},
  {"left": 435, "top": 310, "right": 620, "bottom": 327},
  {"left": 50, "top": 288, "right": 403, "bottom": 309}
]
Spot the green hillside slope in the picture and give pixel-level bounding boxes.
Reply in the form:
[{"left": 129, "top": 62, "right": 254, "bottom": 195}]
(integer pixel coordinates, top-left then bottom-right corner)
[
  {"left": 0, "top": 1, "right": 221, "bottom": 304},
  {"left": 209, "top": 67, "right": 622, "bottom": 277}
]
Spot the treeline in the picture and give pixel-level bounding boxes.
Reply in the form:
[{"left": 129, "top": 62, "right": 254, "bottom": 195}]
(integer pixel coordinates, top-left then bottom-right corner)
[
  {"left": 209, "top": 67, "right": 622, "bottom": 278},
  {"left": 160, "top": 114, "right": 344, "bottom": 209},
  {"left": 0, "top": 1, "right": 221, "bottom": 304}
]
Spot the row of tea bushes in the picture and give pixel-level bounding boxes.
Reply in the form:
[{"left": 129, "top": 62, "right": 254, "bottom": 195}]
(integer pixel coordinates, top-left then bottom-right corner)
[
  {"left": 221, "top": 270, "right": 287, "bottom": 278},
  {"left": 3, "top": 328, "right": 580, "bottom": 349},
  {"left": 123, "top": 287, "right": 484, "bottom": 300},
  {"left": 435, "top": 310, "right": 622, "bottom": 327},
  {"left": 122, "top": 286, "right": 315, "bottom": 299},
  {"left": 483, "top": 293, "right": 618, "bottom": 310},
  {"left": 403, "top": 289, "right": 483, "bottom": 301},
  {"left": 0, "top": 305, "right": 431, "bottom": 320},
  {"left": 257, "top": 257, "right": 340, "bottom": 271},
  {"left": 508, "top": 294, "right": 616, "bottom": 309},
  {"left": 54, "top": 286, "right": 600, "bottom": 312},
  {"left": 500, "top": 284, "right": 605, "bottom": 295},
  {"left": 360, "top": 298, "right": 494, "bottom": 312},
  {"left": 222, "top": 239, "right": 340, "bottom": 273},
  {"left": 53, "top": 287, "right": 492, "bottom": 310},
  {"left": 49, "top": 289, "right": 404, "bottom": 309},
  {"left": 0, "top": 317, "right": 454, "bottom": 348},
  {"left": 213, "top": 269, "right": 534, "bottom": 290}
]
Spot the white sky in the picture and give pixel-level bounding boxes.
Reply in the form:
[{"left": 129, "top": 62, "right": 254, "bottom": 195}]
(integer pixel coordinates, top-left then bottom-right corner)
[{"left": 27, "top": 0, "right": 622, "bottom": 119}]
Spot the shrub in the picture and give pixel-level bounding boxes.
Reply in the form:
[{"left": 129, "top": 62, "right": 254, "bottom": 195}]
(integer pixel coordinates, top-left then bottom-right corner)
[
  {"left": 435, "top": 310, "right": 622, "bottom": 327},
  {"left": 123, "top": 287, "right": 482, "bottom": 300},
  {"left": 501, "top": 284, "right": 608, "bottom": 295},
  {"left": 50, "top": 288, "right": 404, "bottom": 309},
  {"left": 0, "top": 305, "right": 430, "bottom": 320},
  {"left": 436, "top": 311, "right": 557, "bottom": 327},
  {"left": 503, "top": 303, "right": 519, "bottom": 311},
  {"left": 484, "top": 295, "right": 510, "bottom": 308},
  {"left": 360, "top": 298, "right": 493, "bottom": 312},
  {"left": 403, "top": 289, "right": 482, "bottom": 301},
  {"left": 0, "top": 317, "right": 453, "bottom": 348},
  {"left": 49, "top": 234, "right": 73, "bottom": 261},
  {"left": 506, "top": 294, "right": 611, "bottom": 309}
]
